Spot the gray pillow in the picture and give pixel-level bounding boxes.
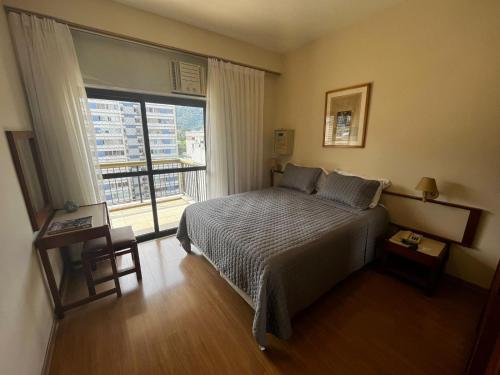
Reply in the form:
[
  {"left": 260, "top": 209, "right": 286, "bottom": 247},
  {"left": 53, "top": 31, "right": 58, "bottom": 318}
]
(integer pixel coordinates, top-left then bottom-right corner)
[
  {"left": 315, "top": 170, "right": 327, "bottom": 191},
  {"left": 279, "top": 164, "right": 322, "bottom": 194},
  {"left": 316, "top": 172, "right": 380, "bottom": 209}
]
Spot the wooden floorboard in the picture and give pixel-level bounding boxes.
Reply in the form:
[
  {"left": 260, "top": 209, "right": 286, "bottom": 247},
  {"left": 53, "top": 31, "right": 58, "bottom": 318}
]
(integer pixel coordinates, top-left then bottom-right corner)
[{"left": 49, "top": 236, "right": 485, "bottom": 375}]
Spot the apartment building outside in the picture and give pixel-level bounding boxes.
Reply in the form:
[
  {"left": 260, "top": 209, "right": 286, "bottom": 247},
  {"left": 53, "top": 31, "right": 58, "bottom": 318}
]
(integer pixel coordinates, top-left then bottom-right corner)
[
  {"left": 185, "top": 130, "right": 205, "bottom": 165},
  {"left": 88, "top": 98, "right": 179, "bottom": 206}
]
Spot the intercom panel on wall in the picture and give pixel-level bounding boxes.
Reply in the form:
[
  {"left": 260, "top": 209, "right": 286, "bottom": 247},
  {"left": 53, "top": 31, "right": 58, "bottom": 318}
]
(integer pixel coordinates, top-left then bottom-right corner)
[{"left": 274, "top": 129, "right": 294, "bottom": 156}]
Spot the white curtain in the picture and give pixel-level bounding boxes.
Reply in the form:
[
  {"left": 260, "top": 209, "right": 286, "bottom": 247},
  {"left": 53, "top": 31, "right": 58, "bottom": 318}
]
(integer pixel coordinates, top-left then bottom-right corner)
[
  {"left": 8, "top": 12, "right": 102, "bottom": 208},
  {"left": 206, "top": 58, "right": 264, "bottom": 198}
]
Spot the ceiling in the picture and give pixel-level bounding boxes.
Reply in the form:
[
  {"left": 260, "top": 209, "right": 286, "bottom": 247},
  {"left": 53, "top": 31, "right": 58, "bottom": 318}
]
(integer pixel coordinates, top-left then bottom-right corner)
[{"left": 113, "top": 0, "right": 406, "bottom": 52}]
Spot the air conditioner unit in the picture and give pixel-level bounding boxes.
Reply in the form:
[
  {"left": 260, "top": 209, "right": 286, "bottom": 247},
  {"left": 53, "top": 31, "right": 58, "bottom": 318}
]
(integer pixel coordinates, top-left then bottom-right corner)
[{"left": 170, "top": 61, "right": 206, "bottom": 96}]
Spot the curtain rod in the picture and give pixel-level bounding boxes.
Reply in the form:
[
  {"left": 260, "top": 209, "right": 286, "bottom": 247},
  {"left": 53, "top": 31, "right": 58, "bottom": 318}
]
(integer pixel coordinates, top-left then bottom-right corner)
[{"left": 4, "top": 5, "right": 281, "bottom": 76}]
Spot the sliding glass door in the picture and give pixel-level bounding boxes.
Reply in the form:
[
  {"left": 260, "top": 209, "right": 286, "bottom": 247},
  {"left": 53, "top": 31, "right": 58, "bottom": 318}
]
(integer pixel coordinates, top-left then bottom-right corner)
[
  {"left": 86, "top": 88, "right": 206, "bottom": 240},
  {"left": 145, "top": 102, "right": 206, "bottom": 232}
]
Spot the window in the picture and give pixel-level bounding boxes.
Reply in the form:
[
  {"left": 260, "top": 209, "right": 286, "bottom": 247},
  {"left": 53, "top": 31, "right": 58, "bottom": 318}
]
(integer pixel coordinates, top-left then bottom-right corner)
[
  {"left": 96, "top": 139, "right": 124, "bottom": 146},
  {"left": 147, "top": 106, "right": 174, "bottom": 115},
  {"left": 92, "top": 114, "right": 121, "bottom": 122},
  {"left": 95, "top": 127, "right": 122, "bottom": 135},
  {"left": 86, "top": 88, "right": 206, "bottom": 238},
  {"left": 147, "top": 118, "right": 175, "bottom": 125}
]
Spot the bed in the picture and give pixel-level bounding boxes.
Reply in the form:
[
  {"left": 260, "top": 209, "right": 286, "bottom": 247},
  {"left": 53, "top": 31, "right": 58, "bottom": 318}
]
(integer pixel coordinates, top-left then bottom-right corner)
[{"left": 176, "top": 181, "right": 388, "bottom": 348}]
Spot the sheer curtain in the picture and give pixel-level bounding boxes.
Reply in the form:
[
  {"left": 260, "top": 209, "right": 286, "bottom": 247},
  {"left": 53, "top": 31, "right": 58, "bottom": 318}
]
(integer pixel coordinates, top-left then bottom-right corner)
[
  {"left": 206, "top": 58, "right": 264, "bottom": 198},
  {"left": 8, "top": 12, "right": 102, "bottom": 208}
]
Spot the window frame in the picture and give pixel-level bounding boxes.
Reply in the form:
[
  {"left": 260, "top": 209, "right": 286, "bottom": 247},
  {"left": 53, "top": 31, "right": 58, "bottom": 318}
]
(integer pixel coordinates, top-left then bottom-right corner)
[{"left": 86, "top": 87, "right": 207, "bottom": 240}]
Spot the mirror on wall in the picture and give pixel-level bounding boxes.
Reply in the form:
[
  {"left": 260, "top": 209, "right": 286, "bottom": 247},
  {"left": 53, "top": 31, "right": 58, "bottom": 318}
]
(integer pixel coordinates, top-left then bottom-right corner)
[{"left": 6, "top": 131, "right": 51, "bottom": 231}]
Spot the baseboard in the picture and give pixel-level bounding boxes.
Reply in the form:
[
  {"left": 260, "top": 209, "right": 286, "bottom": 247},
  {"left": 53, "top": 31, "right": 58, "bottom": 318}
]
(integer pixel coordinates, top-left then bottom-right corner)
[
  {"left": 41, "top": 318, "right": 58, "bottom": 375},
  {"left": 41, "top": 261, "right": 69, "bottom": 375},
  {"left": 444, "top": 274, "right": 488, "bottom": 294}
]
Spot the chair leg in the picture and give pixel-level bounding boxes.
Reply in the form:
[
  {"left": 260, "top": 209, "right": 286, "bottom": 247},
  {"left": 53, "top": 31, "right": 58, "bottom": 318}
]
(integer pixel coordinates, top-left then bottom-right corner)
[
  {"left": 109, "top": 252, "right": 122, "bottom": 297},
  {"left": 91, "top": 260, "right": 97, "bottom": 271},
  {"left": 131, "top": 243, "right": 142, "bottom": 281},
  {"left": 82, "top": 256, "right": 96, "bottom": 296}
]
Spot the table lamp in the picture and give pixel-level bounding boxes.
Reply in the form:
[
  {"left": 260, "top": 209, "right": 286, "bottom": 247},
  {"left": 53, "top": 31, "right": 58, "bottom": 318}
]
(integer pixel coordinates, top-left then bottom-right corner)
[
  {"left": 271, "top": 157, "right": 283, "bottom": 172},
  {"left": 415, "top": 177, "right": 439, "bottom": 202}
]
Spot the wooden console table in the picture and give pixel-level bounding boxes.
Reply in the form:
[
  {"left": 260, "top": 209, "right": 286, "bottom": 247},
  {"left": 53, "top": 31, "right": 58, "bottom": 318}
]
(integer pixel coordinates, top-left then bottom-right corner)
[{"left": 35, "top": 202, "right": 121, "bottom": 318}]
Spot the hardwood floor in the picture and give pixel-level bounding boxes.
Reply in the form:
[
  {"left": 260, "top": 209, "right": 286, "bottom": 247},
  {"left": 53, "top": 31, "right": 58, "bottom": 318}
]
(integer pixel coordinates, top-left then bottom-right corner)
[{"left": 49, "top": 236, "right": 485, "bottom": 375}]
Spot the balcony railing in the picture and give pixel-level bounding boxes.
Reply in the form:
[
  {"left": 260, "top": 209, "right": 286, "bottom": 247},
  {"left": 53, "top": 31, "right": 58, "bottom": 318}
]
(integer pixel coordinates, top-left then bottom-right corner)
[{"left": 99, "top": 158, "right": 207, "bottom": 209}]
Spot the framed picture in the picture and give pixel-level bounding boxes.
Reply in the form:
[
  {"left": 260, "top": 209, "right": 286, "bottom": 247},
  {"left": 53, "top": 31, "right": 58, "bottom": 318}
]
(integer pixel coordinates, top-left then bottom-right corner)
[{"left": 323, "top": 83, "right": 371, "bottom": 148}]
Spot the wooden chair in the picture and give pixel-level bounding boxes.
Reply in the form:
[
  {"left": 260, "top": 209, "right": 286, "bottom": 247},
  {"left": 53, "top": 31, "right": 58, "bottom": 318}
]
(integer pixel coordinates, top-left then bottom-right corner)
[{"left": 82, "top": 225, "right": 142, "bottom": 296}]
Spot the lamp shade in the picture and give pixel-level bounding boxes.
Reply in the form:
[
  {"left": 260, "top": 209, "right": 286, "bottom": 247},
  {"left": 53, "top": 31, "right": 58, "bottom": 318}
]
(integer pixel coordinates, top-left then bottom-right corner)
[{"left": 415, "top": 177, "right": 439, "bottom": 201}]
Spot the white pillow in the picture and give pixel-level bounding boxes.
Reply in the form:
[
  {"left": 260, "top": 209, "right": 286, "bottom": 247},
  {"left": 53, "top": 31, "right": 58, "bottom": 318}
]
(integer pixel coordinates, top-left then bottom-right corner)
[{"left": 333, "top": 169, "right": 391, "bottom": 208}]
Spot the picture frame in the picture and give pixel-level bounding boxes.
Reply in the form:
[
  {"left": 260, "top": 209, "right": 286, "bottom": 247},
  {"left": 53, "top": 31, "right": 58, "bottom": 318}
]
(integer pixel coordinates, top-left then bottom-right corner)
[
  {"left": 323, "top": 83, "right": 371, "bottom": 148},
  {"left": 6, "top": 131, "right": 52, "bottom": 231}
]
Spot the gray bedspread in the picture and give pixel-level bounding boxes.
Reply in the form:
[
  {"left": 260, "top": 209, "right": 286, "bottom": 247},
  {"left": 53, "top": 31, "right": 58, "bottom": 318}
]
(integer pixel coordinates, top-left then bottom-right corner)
[{"left": 176, "top": 187, "right": 388, "bottom": 347}]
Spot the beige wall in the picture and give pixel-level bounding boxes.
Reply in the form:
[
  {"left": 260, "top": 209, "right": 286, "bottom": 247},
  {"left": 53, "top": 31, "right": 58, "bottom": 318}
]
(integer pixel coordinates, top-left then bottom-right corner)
[
  {"left": 275, "top": 0, "right": 500, "bottom": 287},
  {"left": 0, "top": 2, "right": 60, "bottom": 374},
  {"left": 3, "top": 0, "right": 283, "bottom": 74}
]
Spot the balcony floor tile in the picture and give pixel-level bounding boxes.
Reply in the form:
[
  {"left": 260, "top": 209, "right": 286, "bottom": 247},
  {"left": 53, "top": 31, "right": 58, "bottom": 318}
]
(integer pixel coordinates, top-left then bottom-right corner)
[{"left": 109, "top": 197, "right": 191, "bottom": 235}]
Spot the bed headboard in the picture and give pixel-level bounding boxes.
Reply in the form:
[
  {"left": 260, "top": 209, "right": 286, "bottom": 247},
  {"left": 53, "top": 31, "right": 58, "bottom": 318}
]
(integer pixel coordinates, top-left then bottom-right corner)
[
  {"left": 270, "top": 169, "right": 482, "bottom": 247},
  {"left": 381, "top": 191, "right": 482, "bottom": 248}
]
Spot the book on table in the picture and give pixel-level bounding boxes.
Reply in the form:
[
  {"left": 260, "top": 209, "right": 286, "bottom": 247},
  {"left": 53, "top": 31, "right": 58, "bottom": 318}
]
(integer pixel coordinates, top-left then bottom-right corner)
[{"left": 47, "top": 216, "right": 93, "bottom": 235}]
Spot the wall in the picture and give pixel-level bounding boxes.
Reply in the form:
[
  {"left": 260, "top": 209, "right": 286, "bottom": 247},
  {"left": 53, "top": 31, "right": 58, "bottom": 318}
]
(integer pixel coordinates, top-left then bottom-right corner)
[
  {"left": 0, "top": 2, "right": 61, "bottom": 374},
  {"left": 275, "top": 0, "right": 500, "bottom": 287},
  {"left": 2, "top": 0, "right": 282, "bottom": 74}
]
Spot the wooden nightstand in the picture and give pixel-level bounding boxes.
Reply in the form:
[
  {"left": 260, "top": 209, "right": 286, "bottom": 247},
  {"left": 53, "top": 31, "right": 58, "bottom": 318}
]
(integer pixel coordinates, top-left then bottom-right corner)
[{"left": 381, "top": 230, "right": 450, "bottom": 295}]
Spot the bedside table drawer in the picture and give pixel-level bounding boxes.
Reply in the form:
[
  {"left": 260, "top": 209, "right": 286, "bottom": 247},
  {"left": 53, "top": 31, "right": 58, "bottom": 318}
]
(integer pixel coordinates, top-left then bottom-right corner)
[{"left": 384, "top": 241, "right": 443, "bottom": 269}]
